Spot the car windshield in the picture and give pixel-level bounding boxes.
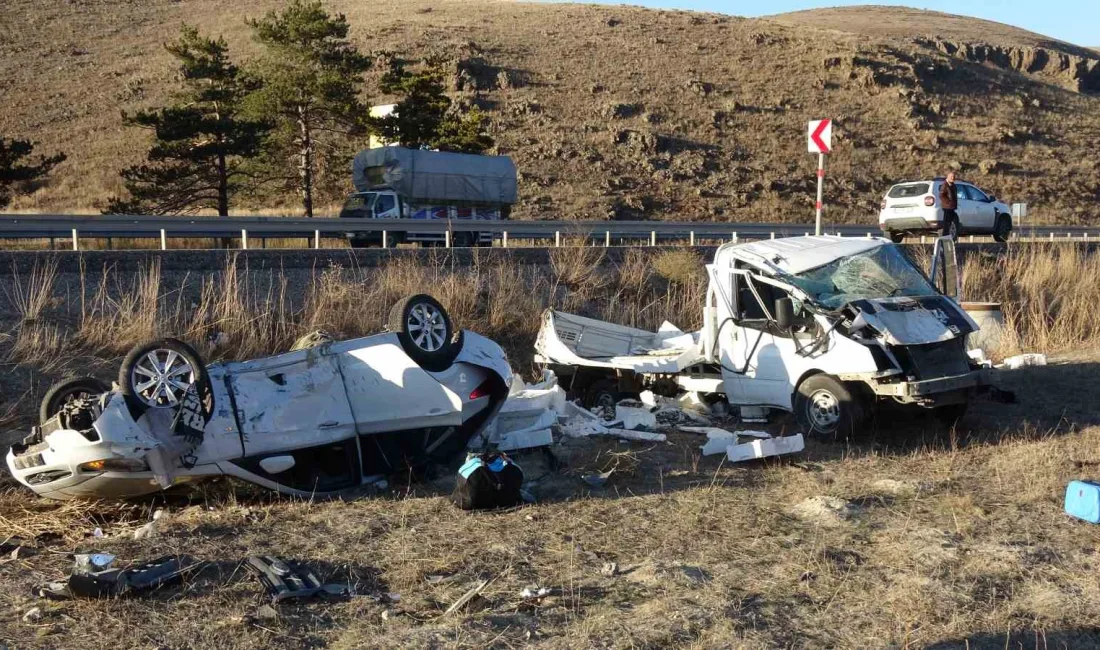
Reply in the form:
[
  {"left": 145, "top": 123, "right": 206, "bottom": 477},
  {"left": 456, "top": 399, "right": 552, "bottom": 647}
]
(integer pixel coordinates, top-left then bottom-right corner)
[
  {"left": 788, "top": 245, "right": 937, "bottom": 310},
  {"left": 887, "top": 183, "right": 930, "bottom": 199}
]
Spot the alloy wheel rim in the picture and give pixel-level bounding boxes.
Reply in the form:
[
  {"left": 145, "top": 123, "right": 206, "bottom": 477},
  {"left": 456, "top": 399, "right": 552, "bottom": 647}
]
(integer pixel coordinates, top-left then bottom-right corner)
[
  {"left": 407, "top": 302, "right": 447, "bottom": 352},
  {"left": 131, "top": 349, "right": 196, "bottom": 408}
]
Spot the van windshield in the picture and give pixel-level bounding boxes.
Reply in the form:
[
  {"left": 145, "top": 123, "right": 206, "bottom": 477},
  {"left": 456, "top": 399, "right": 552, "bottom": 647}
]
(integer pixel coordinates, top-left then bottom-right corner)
[
  {"left": 344, "top": 193, "right": 376, "bottom": 211},
  {"left": 788, "top": 245, "right": 937, "bottom": 310}
]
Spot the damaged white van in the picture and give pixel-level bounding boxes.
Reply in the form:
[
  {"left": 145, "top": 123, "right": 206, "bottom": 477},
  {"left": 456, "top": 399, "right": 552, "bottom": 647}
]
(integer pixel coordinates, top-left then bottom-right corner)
[{"left": 536, "top": 236, "right": 993, "bottom": 437}]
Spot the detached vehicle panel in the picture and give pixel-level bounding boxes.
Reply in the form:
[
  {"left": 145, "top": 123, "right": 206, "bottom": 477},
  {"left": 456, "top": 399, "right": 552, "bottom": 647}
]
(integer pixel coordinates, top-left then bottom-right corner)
[
  {"left": 7, "top": 295, "right": 511, "bottom": 500},
  {"left": 536, "top": 236, "right": 993, "bottom": 436}
]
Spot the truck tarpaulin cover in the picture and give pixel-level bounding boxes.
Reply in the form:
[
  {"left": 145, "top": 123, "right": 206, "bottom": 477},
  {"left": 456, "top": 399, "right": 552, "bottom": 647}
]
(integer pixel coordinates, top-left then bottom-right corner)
[{"left": 352, "top": 147, "right": 518, "bottom": 205}]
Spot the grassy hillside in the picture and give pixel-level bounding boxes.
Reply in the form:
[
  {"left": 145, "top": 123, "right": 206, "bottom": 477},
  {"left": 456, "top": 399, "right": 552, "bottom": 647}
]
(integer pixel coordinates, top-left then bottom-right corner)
[{"left": 2, "top": 1, "right": 1099, "bottom": 224}]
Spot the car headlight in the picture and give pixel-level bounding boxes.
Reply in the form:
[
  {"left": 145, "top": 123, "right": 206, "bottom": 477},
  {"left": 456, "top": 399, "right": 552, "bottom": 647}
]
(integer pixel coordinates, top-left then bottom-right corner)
[{"left": 78, "top": 458, "right": 149, "bottom": 473}]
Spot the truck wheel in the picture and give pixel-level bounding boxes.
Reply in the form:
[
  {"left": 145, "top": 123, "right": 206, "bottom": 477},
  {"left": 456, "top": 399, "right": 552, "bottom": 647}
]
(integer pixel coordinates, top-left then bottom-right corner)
[
  {"left": 885, "top": 231, "right": 905, "bottom": 243},
  {"left": 348, "top": 236, "right": 369, "bottom": 249},
  {"left": 388, "top": 294, "right": 462, "bottom": 372},
  {"left": 933, "top": 402, "right": 968, "bottom": 427},
  {"left": 993, "top": 214, "right": 1012, "bottom": 243},
  {"left": 119, "top": 338, "right": 214, "bottom": 416},
  {"left": 40, "top": 376, "right": 111, "bottom": 424},
  {"left": 794, "top": 374, "right": 865, "bottom": 439},
  {"left": 942, "top": 216, "right": 960, "bottom": 241},
  {"left": 582, "top": 380, "right": 634, "bottom": 420}
]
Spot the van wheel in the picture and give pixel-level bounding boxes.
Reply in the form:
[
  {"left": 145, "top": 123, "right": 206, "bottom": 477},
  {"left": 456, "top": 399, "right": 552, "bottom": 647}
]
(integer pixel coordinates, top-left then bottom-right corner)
[
  {"left": 794, "top": 374, "right": 866, "bottom": 439},
  {"left": 40, "top": 376, "right": 111, "bottom": 424},
  {"left": 993, "top": 214, "right": 1012, "bottom": 243},
  {"left": 942, "top": 216, "right": 960, "bottom": 241},
  {"left": 885, "top": 231, "right": 905, "bottom": 243},
  {"left": 388, "top": 294, "right": 462, "bottom": 372}
]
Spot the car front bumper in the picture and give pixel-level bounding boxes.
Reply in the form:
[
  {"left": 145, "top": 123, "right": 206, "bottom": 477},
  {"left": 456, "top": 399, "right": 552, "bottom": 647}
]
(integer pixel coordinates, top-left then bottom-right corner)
[{"left": 842, "top": 368, "right": 993, "bottom": 404}]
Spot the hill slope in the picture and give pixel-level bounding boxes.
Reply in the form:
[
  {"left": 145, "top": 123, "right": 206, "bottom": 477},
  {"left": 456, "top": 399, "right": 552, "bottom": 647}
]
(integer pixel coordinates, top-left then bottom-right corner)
[{"left": 2, "top": 0, "right": 1099, "bottom": 224}]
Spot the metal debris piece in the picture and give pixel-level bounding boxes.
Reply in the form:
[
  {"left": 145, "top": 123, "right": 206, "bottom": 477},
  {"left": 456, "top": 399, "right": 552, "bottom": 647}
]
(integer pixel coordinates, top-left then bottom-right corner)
[
  {"left": 246, "top": 556, "right": 323, "bottom": 603},
  {"left": 445, "top": 578, "right": 491, "bottom": 616}
]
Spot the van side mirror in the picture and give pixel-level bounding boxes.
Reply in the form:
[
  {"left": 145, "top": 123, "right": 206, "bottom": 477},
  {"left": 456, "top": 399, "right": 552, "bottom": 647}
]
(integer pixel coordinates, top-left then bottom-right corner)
[{"left": 775, "top": 297, "right": 794, "bottom": 330}]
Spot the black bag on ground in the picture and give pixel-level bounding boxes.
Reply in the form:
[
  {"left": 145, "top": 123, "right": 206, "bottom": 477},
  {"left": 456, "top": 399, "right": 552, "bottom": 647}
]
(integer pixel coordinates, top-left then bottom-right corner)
[{"left": 452, "top": 453, "right": 524, "bottom": 511}]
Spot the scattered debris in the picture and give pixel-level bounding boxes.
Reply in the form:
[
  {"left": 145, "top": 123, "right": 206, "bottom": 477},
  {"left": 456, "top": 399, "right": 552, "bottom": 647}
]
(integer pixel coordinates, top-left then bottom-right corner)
[
  {"left": 601, "top": 562, "right": 619, "bottom": 577},
  {"left": 92, "top": 527, "right": 104, "bottom": 538},
  {"left": 452, "top": 453, "right": 524, "bottom": 511},
  {"left": 791, "top": 496, "right": 861, "bottom": 527},
  {"left": 614, "top": 403, "right": 657, "bottom": 430},
  {"left": 23, "top": 607, "right": 42, "bottom": 623},
  {"left": 967, "top": 348, "right": 993, "bottom": 368},
  {"left": 582, "top": 470, "right": 614, "bottom": 488},
  {"left": 604, "top": 428, "right": 666, "bottom": 442},
  {"left": 1001, "top": 353, "right": 1047, "bottom": 369},
  {"left": 520, "top": 585, "right": 551, "bottom": 599},
  {"left": 37, "top": 555, "right": 205, "bottom": 599},
  {"left": 255, "top": 604, "right": 278, "bottom": 620},
  {"left": 133, "top": 509, "right": 165, "bottom": 540},
  {"left": 1065, "top": 480, "right": 1100, "bottom": 523},
  {"left": 445, "top": 578, "right": 491, "bottom": 616},
  {"left": 699, "top": 428, "right": 737, "bottom": 456},
  {"left": 727, "top": 434, "right": 805, "bottom": 463},
  {"left": 247, "top": 556, "right": 323, "bottom": 602}
]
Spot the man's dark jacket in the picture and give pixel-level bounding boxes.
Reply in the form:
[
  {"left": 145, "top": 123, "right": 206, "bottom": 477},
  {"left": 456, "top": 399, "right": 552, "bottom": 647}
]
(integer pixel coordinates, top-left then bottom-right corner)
[{"left": 940, "top": 181, "right": 958, "bottom": 210}]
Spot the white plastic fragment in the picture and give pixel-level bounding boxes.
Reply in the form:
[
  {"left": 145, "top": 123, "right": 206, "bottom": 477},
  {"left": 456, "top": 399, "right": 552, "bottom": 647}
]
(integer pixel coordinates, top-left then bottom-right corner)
[
  {"left": 520, "top": 585, "right": 552, "bottom": 599},
  {"left": 74, "top": 552, "right": 116, "bottom": 573},
  {"left": 1000, "top": 353, "right": 1047, "bottom": 369},
  {"left": 699, "top": 429, "right": 736, "bottom": 456},
  {"left": 23, "top": 607, "right": 42, "bottom": 623},
  {"left": 727, "top": 434, "right": 805, "bottom": 463},
  {"left": 615, "top": 404, "right": 657, "bottom": 430},
  {"left": 497, "top": 428, "right": 554, "bottom": 451},
  {"left": 604, "top": 428, "right": 666, "bottom": 442}
]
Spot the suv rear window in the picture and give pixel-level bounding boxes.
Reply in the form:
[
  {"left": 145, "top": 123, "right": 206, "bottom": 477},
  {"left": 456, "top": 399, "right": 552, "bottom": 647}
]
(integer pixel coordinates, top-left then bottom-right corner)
[{"left": 888, "top": 183, "right": 931, "bottom": 199}]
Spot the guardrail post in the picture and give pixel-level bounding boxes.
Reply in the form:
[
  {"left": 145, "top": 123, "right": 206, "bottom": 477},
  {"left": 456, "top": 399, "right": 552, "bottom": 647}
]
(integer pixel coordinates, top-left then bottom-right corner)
[
  {"left": 555, "top": 231, "right": 560, "bottom": 247},
  {"left": 770, "top": 232, "right": 775, "bottom": 240},
  {"left": 650, "top": 231, "right": 656, "bottom": 247},
  {"left": 71, "top": 229, "right": 78, "bottom": 251},
  {"left": 1050, "top": 233, "right": 1054, "bottom": 242},
  {"left": 690, "top": 231, "right": 695, "bottom": 246},
  {"left": 445, "top": 230, "right": 451, "bottom": 248},
  {"left": 160, "top": 229, "right": 167, "bottom": 250},
  {"left": 605, "top": 231, "right": 610, "bottom": 247},
  {"left": 732, "top": 232, "right": 738, "bottom": 243},
  {"left": 241, "top": 229, "right": 248, "bottom": 250},
  {"left": 503, "top": 231, "right": 508, "bottom": 248},
  {"left": 866, "top": 232, "right": 872, "bottom": 239},
  {"left": 968, "top": 235, "right": 974, "bottom": 243},
  {"left": 314, "top": 230, "right": 320, "bottom": 249},
  {"left": 382, "top": 230, "right": 388, "bottom": 249}
]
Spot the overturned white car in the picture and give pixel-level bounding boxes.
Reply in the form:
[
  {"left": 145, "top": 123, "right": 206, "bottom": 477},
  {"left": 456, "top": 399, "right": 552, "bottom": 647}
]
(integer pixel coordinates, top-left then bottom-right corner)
[{"left": 7, "top": 295, "right": 511, "bottom": 500}]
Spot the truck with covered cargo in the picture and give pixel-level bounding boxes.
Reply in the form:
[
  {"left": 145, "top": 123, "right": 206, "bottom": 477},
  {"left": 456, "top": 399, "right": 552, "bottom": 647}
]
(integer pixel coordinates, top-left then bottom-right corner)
[
  {"left": 340, "top": 147, "right": 517, "bottom": 248},
  {"left": 535, "top": 235, "right": 997, "bottom": 437}
]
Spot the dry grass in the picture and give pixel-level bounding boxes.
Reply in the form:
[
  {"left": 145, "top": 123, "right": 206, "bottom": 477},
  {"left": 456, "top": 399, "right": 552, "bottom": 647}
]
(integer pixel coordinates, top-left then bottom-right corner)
[{"left": 2, "top": 248, "right": 1100, "bottom": 647}]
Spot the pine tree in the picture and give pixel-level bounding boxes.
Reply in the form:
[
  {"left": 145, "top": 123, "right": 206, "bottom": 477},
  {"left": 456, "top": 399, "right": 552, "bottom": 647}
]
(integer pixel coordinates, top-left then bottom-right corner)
[
  {"left": 0, "top": 138, "right": 65, "bottom": 208},
  {"left": 370, "top": 59, "right": 494, "bottom": 154},
  {"left": 246, "top": 0, "right": 371, "bottom": 217},
  {"left": 106, "top": 26, "right": 268, "bottom": 216}
]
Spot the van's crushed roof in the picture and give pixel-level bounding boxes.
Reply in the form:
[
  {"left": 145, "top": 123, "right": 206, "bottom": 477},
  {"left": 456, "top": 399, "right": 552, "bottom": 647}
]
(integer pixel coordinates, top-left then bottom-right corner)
[{"left": 718, "top": 235, "right": 887, "bottom": 275}]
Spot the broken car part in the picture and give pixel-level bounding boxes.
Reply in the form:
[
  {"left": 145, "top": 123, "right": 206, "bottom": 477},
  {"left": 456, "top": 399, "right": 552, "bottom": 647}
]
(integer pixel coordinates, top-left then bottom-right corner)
[
  {"left": 247, "top": 556, "right": 324, "bottom": 602},
  {"left": 35, "top": 555, "right": 205, "bottom": 599}
]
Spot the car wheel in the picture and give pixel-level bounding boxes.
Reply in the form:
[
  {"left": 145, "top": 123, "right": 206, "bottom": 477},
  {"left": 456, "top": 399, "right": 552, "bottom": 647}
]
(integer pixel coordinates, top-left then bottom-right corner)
[
  {"left": 885, "top": 231, "right": 905, "bottom": 243},
  {"left": 118, "top": 338, "right": 214, "bottom": 416},
  {"left": 993, "top": 214, "right": 1012, "bottom": 243},
  {"left": 388, "top": 294, "right": 462, "bottom": 372},
  {"left": 794, "top": 374, "right": 866, "bottom": 439},
  {"left": 942, "top": 216, "right": 960, "bottom": 241},
  {"left": 40, "top": 376, "right": 111, "bottom": 424}
]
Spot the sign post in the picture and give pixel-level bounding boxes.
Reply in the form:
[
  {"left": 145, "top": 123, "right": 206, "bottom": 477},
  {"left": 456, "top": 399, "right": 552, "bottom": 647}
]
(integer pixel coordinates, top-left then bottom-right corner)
[{"left": 807, "top": 119, "right": 832, "bottom": 236}]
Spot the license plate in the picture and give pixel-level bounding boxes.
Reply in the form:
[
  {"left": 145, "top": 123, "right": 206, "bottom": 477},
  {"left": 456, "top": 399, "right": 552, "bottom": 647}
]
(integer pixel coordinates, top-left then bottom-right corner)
[{"left": 892, "top": 206, "right": 914, "bottom": 213}]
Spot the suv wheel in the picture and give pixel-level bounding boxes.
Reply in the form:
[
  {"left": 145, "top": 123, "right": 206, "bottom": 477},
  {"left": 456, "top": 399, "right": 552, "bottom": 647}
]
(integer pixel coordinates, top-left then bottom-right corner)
[{"left": 993, "top": 214, "right": 1012, "bottom": 243}]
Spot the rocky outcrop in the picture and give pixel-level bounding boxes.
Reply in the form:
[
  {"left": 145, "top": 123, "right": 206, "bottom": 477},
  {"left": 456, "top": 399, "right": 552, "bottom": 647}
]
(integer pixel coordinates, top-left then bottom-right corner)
[{"left": 915, "top": 37, "right": 1100, "bottom": 93}]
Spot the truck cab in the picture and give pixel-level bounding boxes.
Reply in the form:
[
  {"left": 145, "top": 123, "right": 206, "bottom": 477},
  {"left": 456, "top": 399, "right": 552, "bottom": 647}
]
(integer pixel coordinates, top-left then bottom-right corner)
[{"left": 536, "top": 236, "right": 993, "bottom": 437}]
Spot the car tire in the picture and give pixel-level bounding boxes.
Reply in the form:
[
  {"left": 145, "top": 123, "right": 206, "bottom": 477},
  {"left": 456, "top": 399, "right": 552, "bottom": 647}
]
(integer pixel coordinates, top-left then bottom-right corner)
[
  {"left": 993, "top": 214, "right": 1012, "bottom": 243},
  {"left": 388, "top": 294, "right": 462, "bottom": 372},
  {"left": 885, "top": 231, "right": 905, "bottom": 243},
  {"left": 941, "top": 216, "right": 960, "bottom": 241},
  {"left": 40, "top": 376, "right": 111, "bottom": 424},
  {"left": 794, "top": 374, "right": 866, "bottom": 439},
  {"left": 118, "top": 338, "right": 214, "bottom": 416}
]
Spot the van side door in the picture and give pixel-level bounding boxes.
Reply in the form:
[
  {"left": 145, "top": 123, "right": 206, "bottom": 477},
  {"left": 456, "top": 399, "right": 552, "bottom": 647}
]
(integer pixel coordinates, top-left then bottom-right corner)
[{"left": 720, "top": 271, "right": 799, "bottom": 409}]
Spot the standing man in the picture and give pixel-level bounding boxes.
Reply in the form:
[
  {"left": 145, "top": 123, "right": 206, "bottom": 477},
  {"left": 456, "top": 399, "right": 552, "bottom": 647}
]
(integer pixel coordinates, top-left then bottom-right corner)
[{"left": 939, "top": 172, "right": 959, "bottom": 239}]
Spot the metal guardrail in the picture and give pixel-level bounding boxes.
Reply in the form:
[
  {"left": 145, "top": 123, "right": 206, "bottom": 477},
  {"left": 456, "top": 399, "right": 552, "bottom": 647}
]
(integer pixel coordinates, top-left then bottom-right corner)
[{"left": 0, "top": 214, "right": 1098, "bottom": 249}]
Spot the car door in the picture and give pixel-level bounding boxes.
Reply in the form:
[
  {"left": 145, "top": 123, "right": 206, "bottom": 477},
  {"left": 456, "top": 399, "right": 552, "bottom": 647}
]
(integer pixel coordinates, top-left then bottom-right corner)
[{"left": 964, "top": 185, "right": 997, "bottom": 231}]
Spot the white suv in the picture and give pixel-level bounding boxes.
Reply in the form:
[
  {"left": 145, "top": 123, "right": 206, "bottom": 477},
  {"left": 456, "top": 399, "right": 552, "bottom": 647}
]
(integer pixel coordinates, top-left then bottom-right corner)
[{"left": 879, "top": 178, "right": 1013, "bottom": 242}]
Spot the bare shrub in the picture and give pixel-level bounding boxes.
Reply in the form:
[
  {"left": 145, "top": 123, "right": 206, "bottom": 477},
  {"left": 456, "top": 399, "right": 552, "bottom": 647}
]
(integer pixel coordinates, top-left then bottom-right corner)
[
  {"left": 652, "top": 248, "right": 704, "bottom": 286},
  {"left": 3, "top": 259, "right": 58, "bottom": 324}
]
